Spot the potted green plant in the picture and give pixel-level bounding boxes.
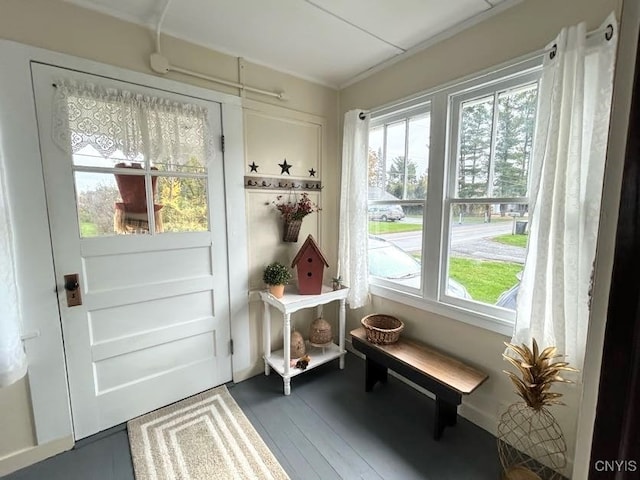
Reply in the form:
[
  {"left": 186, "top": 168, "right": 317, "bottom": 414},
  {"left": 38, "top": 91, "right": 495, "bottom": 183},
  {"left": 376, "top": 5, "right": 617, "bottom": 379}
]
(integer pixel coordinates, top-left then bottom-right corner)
[{"left": 262, "top": 262, "right": 292, "bottom": 298}]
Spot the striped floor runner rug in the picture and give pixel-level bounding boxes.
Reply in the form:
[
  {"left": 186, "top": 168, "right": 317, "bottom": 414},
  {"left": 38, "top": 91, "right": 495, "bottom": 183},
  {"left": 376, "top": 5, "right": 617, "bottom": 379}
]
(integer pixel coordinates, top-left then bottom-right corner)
[{"left": 127, "top": 385, "right": 289, "bottom": 480}]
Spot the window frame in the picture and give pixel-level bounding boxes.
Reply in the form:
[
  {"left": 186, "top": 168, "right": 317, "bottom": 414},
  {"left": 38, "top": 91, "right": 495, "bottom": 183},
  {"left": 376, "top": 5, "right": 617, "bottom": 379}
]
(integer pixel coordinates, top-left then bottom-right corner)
[
  {"left": 441, "top": 70, "right": 540, "bottom": 318},
  {"left": 367, "top": 56, "right": 543, "bottom": 336},
  {"left": 369, "top": 101, "right": 430, "bottom": 295}
]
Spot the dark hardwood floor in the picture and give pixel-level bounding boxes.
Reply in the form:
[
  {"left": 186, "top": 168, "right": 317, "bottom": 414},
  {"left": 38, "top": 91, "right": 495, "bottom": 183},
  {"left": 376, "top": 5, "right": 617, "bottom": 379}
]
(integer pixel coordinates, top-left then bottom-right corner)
[{"left": 3, "top": 353, "right": 500, "bottom": 479}]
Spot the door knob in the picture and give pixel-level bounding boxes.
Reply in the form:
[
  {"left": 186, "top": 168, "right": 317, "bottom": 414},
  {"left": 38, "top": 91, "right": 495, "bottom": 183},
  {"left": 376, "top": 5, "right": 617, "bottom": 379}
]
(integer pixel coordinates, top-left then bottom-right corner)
[{"left": 63, "top": 273, "right": 82, "bottom": 307}]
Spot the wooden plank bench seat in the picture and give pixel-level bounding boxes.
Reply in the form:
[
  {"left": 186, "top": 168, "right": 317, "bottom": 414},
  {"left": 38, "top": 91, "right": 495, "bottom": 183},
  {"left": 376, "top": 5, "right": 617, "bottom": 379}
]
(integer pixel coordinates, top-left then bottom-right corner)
[{"left": 350, "top": 327, "right": 488, "bottom": 440}]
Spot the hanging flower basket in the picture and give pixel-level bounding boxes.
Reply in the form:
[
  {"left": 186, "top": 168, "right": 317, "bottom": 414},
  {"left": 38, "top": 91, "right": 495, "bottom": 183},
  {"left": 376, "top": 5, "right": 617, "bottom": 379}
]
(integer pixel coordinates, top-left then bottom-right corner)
[
  {"left": 273, "top": 193, "right": 320, "bottom": 243},
  {"left": 283, "top": 219, "right": 303, "bottom": 242}
]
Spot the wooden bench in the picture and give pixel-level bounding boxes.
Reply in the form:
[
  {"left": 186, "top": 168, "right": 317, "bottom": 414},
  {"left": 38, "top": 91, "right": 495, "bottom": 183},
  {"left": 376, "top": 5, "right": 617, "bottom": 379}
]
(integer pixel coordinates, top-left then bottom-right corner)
[{"left": 350, "top": 327, "right": 488, "bottom": 440}]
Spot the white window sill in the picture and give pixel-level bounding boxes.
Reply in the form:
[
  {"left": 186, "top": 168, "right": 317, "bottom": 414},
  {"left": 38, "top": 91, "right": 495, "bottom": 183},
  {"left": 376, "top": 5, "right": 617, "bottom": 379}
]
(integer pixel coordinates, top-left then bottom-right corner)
[{"left": 368, "top": 284, "right": 515, "bottom": 337}]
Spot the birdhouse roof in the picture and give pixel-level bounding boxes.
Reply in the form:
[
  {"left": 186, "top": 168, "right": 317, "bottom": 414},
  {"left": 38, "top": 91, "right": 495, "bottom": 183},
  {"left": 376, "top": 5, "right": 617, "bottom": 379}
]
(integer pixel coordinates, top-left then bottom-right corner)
[{"left": 291, "top": 234, "right": 329, "bottom": 268}]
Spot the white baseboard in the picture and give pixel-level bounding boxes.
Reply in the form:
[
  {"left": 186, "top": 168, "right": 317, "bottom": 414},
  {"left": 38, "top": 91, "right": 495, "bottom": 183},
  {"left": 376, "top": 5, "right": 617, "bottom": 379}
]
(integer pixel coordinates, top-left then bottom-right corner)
[{"left": 0, "top": 436, "right": 73, "bottom": 477}]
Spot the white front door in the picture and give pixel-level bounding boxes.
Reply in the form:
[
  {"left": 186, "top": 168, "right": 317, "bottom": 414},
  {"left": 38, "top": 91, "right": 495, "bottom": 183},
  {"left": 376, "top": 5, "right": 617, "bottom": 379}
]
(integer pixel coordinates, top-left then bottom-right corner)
[{"left": 31, "top": 63, "right": 232, "bottom": 439}]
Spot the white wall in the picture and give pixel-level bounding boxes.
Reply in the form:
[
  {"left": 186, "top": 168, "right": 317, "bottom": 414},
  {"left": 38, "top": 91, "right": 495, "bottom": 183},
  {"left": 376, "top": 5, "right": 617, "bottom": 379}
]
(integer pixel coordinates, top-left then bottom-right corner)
[
  {"left": 339, "top": 0, "right": 623, "bottom": 476},
  {"left": 0, "top": 0, "right": 339, "bottom": 475}
]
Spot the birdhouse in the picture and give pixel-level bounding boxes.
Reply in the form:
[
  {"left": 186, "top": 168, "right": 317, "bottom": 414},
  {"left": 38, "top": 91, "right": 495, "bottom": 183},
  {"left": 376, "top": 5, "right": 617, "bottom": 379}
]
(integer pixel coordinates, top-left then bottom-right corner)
[{"left": 291, "top": 234, "right": 329, "bottom": 295}]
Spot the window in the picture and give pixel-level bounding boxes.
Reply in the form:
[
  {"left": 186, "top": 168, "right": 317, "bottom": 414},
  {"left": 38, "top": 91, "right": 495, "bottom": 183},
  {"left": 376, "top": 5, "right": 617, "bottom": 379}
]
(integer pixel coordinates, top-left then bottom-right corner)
[
  {"left": 74, "top": 149, "right": 209, "bottom": 237},
  {"left": 55, "top": 81, "right": 211, "bottom": 237},
  {"left": 368, "top": 104, "right": 430, "bottom": 292},
  {"left": 367, "top": 60, "right": 541, "bottom": 332}
]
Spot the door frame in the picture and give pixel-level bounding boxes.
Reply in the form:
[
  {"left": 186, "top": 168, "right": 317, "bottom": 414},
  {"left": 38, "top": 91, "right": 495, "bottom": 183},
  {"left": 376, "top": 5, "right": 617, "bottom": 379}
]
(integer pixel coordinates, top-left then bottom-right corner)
[
  {"left": 0, "top": 39, "right": 250, "bottom": 445},
  {"left": 589, "top": 16, "right": 640, "bottom": 478}
]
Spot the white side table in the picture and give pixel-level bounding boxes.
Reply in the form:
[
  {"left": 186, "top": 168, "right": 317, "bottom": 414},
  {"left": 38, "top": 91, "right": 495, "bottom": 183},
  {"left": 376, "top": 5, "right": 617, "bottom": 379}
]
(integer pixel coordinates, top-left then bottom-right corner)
[{"left": 260, "top": 285, "right": 349, "bottom": 395}]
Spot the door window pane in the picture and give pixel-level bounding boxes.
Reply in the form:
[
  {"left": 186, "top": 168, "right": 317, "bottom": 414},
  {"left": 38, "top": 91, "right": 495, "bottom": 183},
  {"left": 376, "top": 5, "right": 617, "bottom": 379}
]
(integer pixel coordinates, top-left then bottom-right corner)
[
  {"left": 151, "top": 153, "right": 206, "bottom": 174},
  {"left": 154, "top": 176, "right": 209, "bottom": 233},
  {"left": 73, "top": 145, "right": 143, "bottom": 168},
  {"left": 149, "top": 112, "right": 208, "bottom": 174},
  {"left": 75, "top": 172, "right": 153, "bottom": 237}
]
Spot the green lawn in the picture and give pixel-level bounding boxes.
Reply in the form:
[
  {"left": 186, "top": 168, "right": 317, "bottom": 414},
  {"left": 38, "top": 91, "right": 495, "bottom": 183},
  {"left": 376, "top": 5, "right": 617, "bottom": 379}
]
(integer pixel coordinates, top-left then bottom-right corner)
[
  {"left": 80, "top": 222, "right": 99, "bottom": 237},
  {"left": 449, "top": 257, "right": 522, "bottom": 304},
  {"left": 369, "top": 221, "right": 422, "bottom": 234},
  {"left": 492, "top": 233, "right": 528, "bottom": 248}
]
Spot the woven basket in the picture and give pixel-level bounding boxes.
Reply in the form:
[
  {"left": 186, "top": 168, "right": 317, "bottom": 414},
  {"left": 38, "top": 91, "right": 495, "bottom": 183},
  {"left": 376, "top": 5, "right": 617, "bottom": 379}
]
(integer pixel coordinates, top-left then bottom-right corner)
[
  {"left": 283, "top": 219, "right": 302, "bottom": 242},
  {"left": 290, "top": 330, "right": 306, "bottom": 359},
  {"left": 309, "top": 317, "right": 332, "bottom": 346},
  {"left": 361, "top": 314, "right": 404, "bottom": 344}
]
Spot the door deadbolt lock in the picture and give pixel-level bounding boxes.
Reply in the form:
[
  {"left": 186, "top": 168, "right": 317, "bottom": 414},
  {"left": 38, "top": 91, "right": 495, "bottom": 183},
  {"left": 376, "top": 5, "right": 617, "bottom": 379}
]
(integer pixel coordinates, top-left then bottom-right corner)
[{"left": 63, "top": 273, "right": 82, "bottom": 307}]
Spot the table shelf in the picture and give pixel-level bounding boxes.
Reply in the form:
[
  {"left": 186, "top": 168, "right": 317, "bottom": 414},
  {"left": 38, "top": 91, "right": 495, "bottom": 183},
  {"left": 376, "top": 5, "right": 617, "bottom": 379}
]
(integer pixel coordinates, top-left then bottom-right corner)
[
  {"left": 264, "top": 342, "right": 344, "bottom": 378},
  {"left": 260, "top": 285, "right": 349, "bottom": 395}
]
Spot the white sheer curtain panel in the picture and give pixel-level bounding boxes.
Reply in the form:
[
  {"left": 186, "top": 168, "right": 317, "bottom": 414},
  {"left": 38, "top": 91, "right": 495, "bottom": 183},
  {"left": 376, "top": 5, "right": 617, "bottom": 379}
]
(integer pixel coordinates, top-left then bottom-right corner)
[
  {"left": 338, "top": 110, "right": 370, "bottom": 308},
  {"left": 0, "top": 146, "right": 28, "bottom": 387},
  {"left": 52, "top": 80, "right": 211, "bottom": 164},
  {"left": 510, "top": 13, "right": 618, "bottom": 374}
]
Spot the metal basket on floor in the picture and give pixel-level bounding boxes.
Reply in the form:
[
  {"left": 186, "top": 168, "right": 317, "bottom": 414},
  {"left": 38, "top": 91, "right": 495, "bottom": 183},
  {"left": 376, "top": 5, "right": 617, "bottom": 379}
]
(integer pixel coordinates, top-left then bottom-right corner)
[{"left": 361, "top": 314, "right": 404, "bottom": 344}]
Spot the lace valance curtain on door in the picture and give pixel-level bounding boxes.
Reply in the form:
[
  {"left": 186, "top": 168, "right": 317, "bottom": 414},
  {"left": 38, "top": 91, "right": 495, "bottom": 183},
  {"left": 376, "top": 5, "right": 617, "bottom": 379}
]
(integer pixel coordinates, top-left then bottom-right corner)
[{"left": 51, "top": 80, "right": 213, "bottom": 166}]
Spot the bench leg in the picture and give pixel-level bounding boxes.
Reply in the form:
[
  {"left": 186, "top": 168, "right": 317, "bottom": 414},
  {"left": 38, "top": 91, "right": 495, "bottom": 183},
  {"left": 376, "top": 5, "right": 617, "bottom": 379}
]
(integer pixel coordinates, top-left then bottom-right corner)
[
  {"left": 434, "top": 397, "right": 458, "bottom": 440},
  {"left": 365, "top": 357, "right": 388, "bottom": 392}
]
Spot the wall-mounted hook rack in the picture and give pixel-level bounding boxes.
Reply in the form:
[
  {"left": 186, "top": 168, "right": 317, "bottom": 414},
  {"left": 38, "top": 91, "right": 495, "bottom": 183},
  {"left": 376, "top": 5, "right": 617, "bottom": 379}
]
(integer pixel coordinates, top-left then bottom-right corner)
[{"left": 245, "top": 175, "right": 322, "bottom": 192}]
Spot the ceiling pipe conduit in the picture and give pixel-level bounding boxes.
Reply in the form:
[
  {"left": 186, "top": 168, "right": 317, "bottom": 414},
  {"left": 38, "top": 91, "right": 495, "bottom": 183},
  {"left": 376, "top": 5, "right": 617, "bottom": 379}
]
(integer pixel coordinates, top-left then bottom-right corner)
[
  {"left": 149, "top": 53, "right": 287, "bottom": 100},
  {"left": 151, "top": 0, "right": 287, "bottom": 101}
]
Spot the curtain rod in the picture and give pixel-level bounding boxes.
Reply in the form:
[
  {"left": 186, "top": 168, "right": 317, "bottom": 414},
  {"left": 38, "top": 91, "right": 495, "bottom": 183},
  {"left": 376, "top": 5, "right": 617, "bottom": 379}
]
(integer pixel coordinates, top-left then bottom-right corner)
[
  {"left": 368, "top": 20, "right": 615, "bottom": 119},
  {"left": 548, "top": 22, "right": 614, "bottom": 59}
]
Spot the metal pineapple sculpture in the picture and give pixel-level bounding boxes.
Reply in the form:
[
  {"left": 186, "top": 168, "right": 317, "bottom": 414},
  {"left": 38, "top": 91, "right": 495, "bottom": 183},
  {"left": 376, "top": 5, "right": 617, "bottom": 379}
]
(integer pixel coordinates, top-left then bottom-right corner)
[{"left": 497, "top": 339, "right": 578, "bottom": 480}]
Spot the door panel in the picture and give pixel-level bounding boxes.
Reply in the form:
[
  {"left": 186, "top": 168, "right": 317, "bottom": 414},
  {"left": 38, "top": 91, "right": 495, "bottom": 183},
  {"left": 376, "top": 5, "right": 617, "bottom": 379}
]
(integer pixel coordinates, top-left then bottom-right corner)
[
  {"left": 83, "top": 246, "right": 212, "bottom": 290},
  {"left": 89, "top": 291, "right": 214, "bottom": 341},
  {"left": 31, "top": 63, "right": 231, "bottom": 439}
]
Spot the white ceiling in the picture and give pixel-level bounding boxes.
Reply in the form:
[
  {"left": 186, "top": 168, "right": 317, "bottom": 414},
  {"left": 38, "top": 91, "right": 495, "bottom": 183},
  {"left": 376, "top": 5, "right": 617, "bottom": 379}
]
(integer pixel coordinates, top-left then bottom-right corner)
[{"left": 64, "top": 0, "right": 517, "bottom": 88}]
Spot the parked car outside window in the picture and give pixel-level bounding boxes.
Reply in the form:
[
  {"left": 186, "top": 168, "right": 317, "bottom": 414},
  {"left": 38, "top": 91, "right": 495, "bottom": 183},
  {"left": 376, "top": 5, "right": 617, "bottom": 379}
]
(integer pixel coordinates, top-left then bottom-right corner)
[
  {"left": 368, "top": 235, "right": 470, "bottom": 298},
  {"left": 496, "top": 283, "right": 519, "bottom": 310},
  {"left": 368, "top": 205, "right": 405, "bottom": 222}
]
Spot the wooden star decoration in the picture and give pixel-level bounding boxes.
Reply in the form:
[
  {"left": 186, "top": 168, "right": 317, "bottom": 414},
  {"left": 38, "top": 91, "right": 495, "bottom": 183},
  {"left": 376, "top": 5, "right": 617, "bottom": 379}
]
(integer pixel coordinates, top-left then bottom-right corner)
[
  {"left": 279, "top": 159, "right": 292, "bottom": 175},
  {"left": 308, "top": 168, "right": 316, "bottom": 177},
  {"left": 248, "top": 162, "right": 259, "bottom": 173}
]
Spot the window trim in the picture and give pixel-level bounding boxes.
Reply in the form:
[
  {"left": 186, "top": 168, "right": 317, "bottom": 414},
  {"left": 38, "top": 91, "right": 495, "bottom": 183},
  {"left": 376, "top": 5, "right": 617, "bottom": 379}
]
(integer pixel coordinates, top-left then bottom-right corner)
[{"left": 368, "top": 56, "right": 543, "bottom": 335}]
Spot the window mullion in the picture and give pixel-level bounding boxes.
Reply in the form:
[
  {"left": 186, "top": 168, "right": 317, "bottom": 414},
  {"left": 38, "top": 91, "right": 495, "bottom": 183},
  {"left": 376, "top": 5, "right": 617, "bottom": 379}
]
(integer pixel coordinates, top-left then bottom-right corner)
[
  {"left": 423, "top": 93, "right": 446, "bottom": 301},
  {"left": 138, "top": 107, "right": 156, "bottom": 235},
  {"left": 436, "top": 94, "right": 462, "bottom": 302}
]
